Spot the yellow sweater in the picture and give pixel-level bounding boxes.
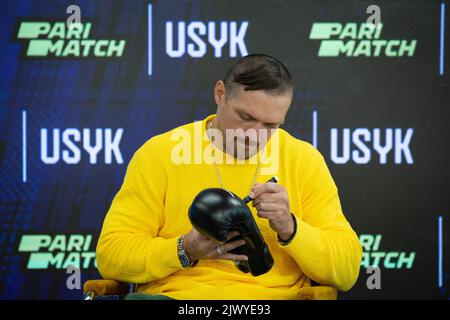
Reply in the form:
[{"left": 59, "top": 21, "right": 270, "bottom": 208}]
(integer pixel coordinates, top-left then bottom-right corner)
[{"left": 96, "top": 114, "right": 362, "bottom": 300}]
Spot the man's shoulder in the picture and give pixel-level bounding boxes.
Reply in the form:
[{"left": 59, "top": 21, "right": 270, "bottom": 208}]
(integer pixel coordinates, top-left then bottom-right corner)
[
  {"left": 278, "top": 129, "right": 332, "bottom": 184},
  {"left": 278, "top": 128, "right": 323, "bottom": 161},
  {"left": 137, "top": 120, "right": 197, "bottom": 157}
]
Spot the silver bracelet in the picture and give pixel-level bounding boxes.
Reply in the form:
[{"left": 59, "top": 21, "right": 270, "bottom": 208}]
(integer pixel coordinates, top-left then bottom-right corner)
[{"left": 177, "top": 235, "right": 198, "bottom": 268}]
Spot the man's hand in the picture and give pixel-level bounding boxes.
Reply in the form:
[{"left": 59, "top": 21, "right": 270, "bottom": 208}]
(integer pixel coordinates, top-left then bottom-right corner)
[
  {"left": 250, "top": 182, "right": 295, "bottom": 241},
  {"left": 183, "top": 229, "right": 248, "bottom": 262}
]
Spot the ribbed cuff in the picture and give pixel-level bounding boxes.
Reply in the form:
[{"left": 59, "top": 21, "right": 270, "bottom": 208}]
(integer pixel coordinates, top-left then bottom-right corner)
[{"left": 145, "top": 236, "right": 183, "bottom": 279}]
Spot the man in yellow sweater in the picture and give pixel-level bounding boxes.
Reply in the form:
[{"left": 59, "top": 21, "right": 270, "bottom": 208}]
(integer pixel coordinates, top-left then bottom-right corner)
[{"left": 96, "top": 54, "right": 362, "bottom": 299}]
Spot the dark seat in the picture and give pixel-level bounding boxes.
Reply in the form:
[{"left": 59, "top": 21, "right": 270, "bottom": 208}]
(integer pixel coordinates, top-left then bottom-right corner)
[{"left": 83, "top": 279, "right": 337, "bottom": 300}]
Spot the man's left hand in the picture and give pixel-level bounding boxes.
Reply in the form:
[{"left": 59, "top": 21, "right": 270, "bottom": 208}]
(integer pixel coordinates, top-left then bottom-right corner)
[{"left": 250, "top": 182, "right": 295, "bottom": 241}]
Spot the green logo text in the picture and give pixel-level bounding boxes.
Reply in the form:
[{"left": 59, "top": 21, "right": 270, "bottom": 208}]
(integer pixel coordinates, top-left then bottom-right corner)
[
  {"left": 16, "top": 22, "right": 126, "bottom": 57},
  {"left": 309, "top": 23, "right": 416, "bottom": 57}
]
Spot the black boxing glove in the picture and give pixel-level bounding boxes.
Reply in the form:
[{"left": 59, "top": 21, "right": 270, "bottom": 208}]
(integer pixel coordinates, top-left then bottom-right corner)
[{"left": 188, "top": 188, "right": 274, "bottom": 276}]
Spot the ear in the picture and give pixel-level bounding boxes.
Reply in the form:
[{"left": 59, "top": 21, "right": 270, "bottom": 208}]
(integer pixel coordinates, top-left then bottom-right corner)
[{"left": 214, "top": 80, "right": 226, "bottom": 108}]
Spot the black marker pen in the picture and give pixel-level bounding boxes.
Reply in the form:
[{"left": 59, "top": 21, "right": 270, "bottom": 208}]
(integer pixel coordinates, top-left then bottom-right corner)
[{"left": 243, "top": 176, "right": 279, "bottom": 203}]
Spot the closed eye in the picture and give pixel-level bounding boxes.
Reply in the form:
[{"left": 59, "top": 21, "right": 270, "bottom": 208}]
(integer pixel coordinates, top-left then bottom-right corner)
[
  {"left": 264, "top": 123, "right": 279, "bottom": 129},
  {"left": 238, "top": 111, "right": 255, "bottom": 121}
]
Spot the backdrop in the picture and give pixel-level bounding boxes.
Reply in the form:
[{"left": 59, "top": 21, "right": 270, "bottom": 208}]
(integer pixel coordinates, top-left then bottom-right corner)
[{"left": 0, "top": 0, "right": 449, "bottom": 299}]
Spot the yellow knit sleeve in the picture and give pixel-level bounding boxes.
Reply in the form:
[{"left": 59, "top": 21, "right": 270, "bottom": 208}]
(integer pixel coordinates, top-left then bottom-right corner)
[
  {"left": 96, "top": 141, "right": 182, "bottom": 284},
  {"left": 280, "top": 148, "right": 362, "bottom": 292}
]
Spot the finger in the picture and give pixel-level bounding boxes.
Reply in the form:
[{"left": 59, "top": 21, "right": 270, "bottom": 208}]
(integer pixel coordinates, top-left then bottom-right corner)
[
  {"left": 211, "top": 238, "right": 226, "bottom": 246},
  {"left": 227, "top": 230, "right": 240, "bottom": 240},
  {"left": 210, "top": 233, "right": 239, "bottom": 248},
  {"left": 221, "top": 239, "right": 246, "bottom": 252},
  {"left": 220, "top": 254, "right": 248, "bottom": 261},
  {"left": 255, "top": 202, "right": 280, "bottom": 212},
  {"left": 247, "top": 182, "right": 262, "bottom": 200},
  {"left": 251, "top": 182, "right": 282, "bottom": 199},
  {"left": 256, "top": 210, "right": 273, "bottom": 219},
  {"left": 212, "top": 232, "right": 240, "bottom": 246},
  {"left": 252, "top": 198, "right": 279, "bottom": 207},
  {"left": 251, "top": 193, "right": 281, "bottom": 206}
]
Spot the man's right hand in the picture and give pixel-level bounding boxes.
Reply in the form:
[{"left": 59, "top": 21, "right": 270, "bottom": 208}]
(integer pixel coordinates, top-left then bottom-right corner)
[{"left": 183, "top": 229, "right": 248, "bottom": 262}]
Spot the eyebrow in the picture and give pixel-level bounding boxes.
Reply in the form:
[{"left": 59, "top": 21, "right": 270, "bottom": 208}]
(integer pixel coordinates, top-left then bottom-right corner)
[{"left": 237, "top": 109, "right": 283, "bottom": 127}]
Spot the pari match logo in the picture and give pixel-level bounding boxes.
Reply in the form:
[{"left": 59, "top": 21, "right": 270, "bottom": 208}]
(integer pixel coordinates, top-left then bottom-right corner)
[
  {"left": 360, "top": 234, "right": 415, "bottom": 269},
  {"left": 309, "top": 23, "right": 417, "bottom": 57},
  {"left": 13, "top": 21, "right": 126, "bottom": 58},
  {"left": 18, "top": 234, "right": 97, "bottom": 270}
]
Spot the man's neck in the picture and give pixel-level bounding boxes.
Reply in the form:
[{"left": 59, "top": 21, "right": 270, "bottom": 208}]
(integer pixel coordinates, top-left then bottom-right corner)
[{"left": 207, "top": 118, "right": 225, "bottom": 151}]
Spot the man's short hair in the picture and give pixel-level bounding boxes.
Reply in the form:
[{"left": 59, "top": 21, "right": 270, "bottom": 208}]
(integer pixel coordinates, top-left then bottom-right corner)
[{"left": 223, "top": 54, "right": 293, "bottom": 97}]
